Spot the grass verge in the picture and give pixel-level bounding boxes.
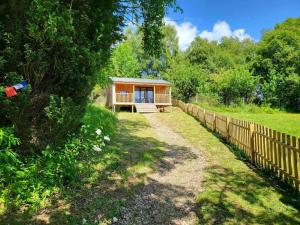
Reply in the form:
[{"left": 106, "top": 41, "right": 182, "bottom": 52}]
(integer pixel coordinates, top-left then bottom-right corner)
[
  {"left": 155, "top": 107, "right": 300, "bottom": 225},
  {"left": 0, "top": 108, "right": 164, "bottom": 225},
  {"left": 194, "top": 102, "right": 300, "bottom": 137}
]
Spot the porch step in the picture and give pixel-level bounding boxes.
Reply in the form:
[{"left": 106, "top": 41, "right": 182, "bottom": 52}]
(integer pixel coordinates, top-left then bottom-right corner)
[{"left": 135, "top": 104, "right": 159, "bottom": 113}]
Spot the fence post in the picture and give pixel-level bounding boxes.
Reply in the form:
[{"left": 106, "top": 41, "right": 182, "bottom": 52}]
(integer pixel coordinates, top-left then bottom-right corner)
[
  {"left": 226, "top": 117, "right": 231, "bottom": 142},
  {"left": 250, "top": 123, "right": 255, "bottom": 163},
  {"left": 203, "top": 109, "right": 206, "bottom": 126},
  {"left": 213, "top": 113, "right": 216, "bottom": 131}
]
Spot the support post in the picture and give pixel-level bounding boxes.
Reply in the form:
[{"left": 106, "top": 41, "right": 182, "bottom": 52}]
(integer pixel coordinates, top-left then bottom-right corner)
[
  {"left": 226, "top": 117, "right": 231, "bottom": 142},
  {"left": 213, "top": 112, "right": 216, "bottom": 131},
  {"left": 131, "top": 85, "right": 135, "bottom": 104},
  {"left": 169, "top": 86, "right": 172, "bottom": 104},
  {"left": 112, "top": 84, "right": 116, "bottom": 105},
  {"left": 250, "top": 123, "right": 255, "bottom": 163},
  {"left": 203, "top": 109, "right": 206, "bottom": 126},
  {"left": 153, "top": 86, "right": 156, "bottom": 104}
]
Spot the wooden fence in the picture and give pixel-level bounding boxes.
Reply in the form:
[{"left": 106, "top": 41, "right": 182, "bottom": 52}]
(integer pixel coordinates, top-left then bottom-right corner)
[{"left": 173, "top": 99, "right": 300, "bottom": 190}]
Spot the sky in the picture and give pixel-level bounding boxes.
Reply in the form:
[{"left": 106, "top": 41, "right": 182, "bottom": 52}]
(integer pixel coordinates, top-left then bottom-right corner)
[{"left": 165, "top": 0, "right": 300, "bottom": 50}]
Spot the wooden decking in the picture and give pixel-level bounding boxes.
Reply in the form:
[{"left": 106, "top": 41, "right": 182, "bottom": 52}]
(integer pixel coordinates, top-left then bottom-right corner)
[{"left": 135, "top": 104, "right": 159, "bottom": 113}]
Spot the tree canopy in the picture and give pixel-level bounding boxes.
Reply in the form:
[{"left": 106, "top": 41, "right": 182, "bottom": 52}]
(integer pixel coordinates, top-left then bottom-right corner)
[{"left": 0, "top": 0, "right": 178, "bottom": 151}]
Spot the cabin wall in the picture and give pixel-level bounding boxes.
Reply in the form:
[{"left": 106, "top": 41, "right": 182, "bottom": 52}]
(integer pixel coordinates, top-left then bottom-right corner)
[
  {"left": 115, "top": 83, "right": 133, "bottom": 93},
  {"left": 155, "top": 85, "right": 169, "bottom": 94}
]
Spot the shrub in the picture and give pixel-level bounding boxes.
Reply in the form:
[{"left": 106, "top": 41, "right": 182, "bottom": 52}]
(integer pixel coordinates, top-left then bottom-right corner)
[
  {"left": 0, "top": 105, "right": 117, "bottom": 210},
  {"left": 213, "top": 66, "right": 258, "bottom": 105}
]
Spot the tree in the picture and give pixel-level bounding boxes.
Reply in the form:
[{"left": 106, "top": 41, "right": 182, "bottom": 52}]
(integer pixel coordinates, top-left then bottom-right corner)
[
  {"left": 252, "top": 17, "right": 300, "bottom": 111},
  {"left": 106, "top": 41, "right": 140, "bottom": 78},
  {"left": 102, "top": 24, "right": 180, "bottom": 79},
  {"left": 0, "top": 0, "right": 178, "bottom": 151},
  {"left": 165, "top": 54, "right": 206, "bottom": 102},
  {"left": 213, "top": 66, "right": 258, "bottom": 105}
]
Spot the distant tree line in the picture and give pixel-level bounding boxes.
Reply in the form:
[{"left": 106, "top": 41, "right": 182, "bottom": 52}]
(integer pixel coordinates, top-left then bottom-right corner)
[{"left": 108, "top": 17, "right": 300, "bottom": 112}]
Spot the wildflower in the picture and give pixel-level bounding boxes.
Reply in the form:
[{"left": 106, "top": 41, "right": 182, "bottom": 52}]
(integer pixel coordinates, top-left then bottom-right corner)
[
  {"left": 82, "top": 218, "right": 87, "bottom": 224},
  {"left": 95, "top": 128, "right": 102, "bottom": 135},
  {"left": 93, "top": 145, "right": 102, "bottom": 152},
  {"left": 112, "top": 217, "right": 118, "bottom": 223},
  {"left": 104, "top": 135, "right": 110, "bottom": 141}
]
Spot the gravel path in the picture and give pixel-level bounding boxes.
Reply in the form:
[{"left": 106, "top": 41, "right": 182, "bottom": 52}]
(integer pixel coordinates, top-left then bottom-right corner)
[{"left": 118, "top": 113, "right": 206, "bottom": 225}]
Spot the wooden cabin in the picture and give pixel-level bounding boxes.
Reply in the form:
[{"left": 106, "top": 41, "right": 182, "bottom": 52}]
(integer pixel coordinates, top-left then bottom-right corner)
[{"left": 106, "top": 77, "right": 172, "bottom": 112}]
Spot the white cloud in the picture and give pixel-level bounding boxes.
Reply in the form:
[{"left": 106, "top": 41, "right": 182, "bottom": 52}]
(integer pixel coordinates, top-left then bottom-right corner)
[
  {"left": 199, "top": 21, "right": 252, "bottom": 42},
  {"left": 164, "top": 17, "right": 198, "bottom": 50},
  {"left": 164, "top": 18, "right": 252, "bottom": 50}
]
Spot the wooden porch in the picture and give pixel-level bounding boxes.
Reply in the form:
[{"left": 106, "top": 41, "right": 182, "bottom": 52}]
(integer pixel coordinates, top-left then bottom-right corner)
[{"left": 112, "top": 83, "right": 171, "bottom": 112}]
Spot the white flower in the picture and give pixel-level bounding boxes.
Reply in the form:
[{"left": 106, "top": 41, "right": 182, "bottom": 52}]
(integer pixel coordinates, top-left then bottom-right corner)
[
  {"left": 112, "top": 217, "right": 118, "bottom": 223},
  {"left": 82, "top": 218, "right": 87, "bottom": 224},
  {"left": 104, "top": 136, "right": 110, "bottom": 141},
  {"left": 95, "top": 129, "right": 102, "bottom": 135},
  {"left": 93, "top": 145, "right": 102, "bottom": 152}
]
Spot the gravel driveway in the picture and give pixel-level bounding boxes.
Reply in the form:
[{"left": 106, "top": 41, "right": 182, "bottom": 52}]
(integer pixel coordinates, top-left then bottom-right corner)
[{"left": 118, "top": 113, "right": 206, "bottom": 225}]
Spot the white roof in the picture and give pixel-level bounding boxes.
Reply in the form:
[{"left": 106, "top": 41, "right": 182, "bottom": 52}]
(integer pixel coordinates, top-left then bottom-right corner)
[{"left": 110, "top": 77, "right": 170, "bottom": 85}]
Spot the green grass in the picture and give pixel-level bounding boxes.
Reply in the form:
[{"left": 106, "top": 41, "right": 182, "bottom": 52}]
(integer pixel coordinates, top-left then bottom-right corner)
[
  {"left": 155, "top": 108, "right": 300, "bottom": 225},
  {"left": 0, "top": 108, "right": 164, "bottom": 225},
  {"left": 194, "top": 102, "right": 300, "bottom": 137}
]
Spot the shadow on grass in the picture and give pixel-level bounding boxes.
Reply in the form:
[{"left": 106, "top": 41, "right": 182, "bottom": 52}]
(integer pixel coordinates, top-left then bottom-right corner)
[
  {"left": 196, "top": 165, "right": 300, "bottom": 225},
  {"left": 0, "top": 112, "right": 200, "bottom": 225},
  {"left": 194, "top": 123, "right": 300, "bottom": 224}
]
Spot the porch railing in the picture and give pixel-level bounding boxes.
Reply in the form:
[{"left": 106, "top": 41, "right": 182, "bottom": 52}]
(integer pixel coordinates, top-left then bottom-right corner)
[
  {"left": 116, "top": 93, "right": 133, "bottom": 103},
  {"left": 115, "top": 93, "right": 171, "bottom": 104},
  {"left": 155, "top": 94, "right": 171, "bottom": 103}
]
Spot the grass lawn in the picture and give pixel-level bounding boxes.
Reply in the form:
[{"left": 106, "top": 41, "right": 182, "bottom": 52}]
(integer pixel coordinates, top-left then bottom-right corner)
[
  {"left": 155, "top": 107, "right": 300, "bottom": 225},
  {"left": 194, "top": 103, "right": 300, "bottom": 137},
  {"left": 0, "top": 110, "right": 164, "bottom": 225},
  {"left": 222, "top": 112, "right": 300, "bottom": 137}
]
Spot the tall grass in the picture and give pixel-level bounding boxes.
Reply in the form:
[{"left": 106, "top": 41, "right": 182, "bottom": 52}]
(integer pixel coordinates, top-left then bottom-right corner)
[{"left": 0, "top": 104, "right": 117, "bottom": 213}]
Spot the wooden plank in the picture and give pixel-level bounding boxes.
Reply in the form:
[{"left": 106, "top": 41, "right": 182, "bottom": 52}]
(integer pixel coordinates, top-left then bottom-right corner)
[
  {"left": 277, "top": 132, "right": 283, "bottom": 179},
  {"left": 282, "top": 134, "right": 287, "bottom": 181},
  {"left": 267, "top": 128, "right": 273, "bottom": 171},
  {"left": 287, "top": 135, "right": 292, "bottom": 177},
  {"left": 250, "top": 124, "right": 255, "bottom": 163},
  {"left": 292, "top": 136, "right": 299, "bottom": 189},
  {"left": 273, "top": 130, "right": 278, "bottom": 176}
]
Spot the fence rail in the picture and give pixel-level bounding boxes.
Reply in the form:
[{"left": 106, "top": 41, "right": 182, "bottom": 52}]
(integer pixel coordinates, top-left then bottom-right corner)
[{"left": 173, "top": 99, "right": 300, "bottom": 190}]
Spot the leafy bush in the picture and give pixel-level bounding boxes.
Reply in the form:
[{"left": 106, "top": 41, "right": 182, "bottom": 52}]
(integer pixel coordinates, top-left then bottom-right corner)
[
  {"left": 194, "top": 101, "right": 281, "bottom": 114},
  {"left": 0, "top": 105, "right": 117, "bottom": 211},
  {"left": 213, "top": 66, "right": 258, "bottom": 105},
  {"left": 166, "top": 57, "right": 209, "bottom": 102}
]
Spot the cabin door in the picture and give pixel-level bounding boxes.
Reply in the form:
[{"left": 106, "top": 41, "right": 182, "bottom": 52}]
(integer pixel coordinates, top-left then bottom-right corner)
[{"left": 135, "top": 87, "right": 154, "bottom": 103}]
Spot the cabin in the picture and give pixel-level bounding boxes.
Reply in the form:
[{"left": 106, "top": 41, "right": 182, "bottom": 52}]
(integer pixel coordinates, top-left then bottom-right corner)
[{"left": 106, "top": 77, "right": 172, "bottom": 113}]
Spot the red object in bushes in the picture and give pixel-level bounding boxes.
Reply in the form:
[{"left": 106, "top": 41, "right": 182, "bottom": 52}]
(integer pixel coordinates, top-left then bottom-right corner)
[{"left": 5, "top": 86, "right": 17, "bottom": 97}]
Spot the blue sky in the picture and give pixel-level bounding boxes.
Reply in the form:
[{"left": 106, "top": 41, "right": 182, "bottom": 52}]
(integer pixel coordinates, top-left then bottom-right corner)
[{"left": 166, "top": 0, "right": 300, "bottom": 50}]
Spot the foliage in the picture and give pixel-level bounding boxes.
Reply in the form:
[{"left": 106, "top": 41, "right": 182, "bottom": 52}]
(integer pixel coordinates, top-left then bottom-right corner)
[
  {"left": 187, "top": 36, "right": 256, "bottom": 73},
  {"left": 252, "top": 17, "right": 300, "bottom": 111},
  {"left": 213, "top": 66, "right": 259, "bottom": 104},
  {"left": 0, "top": 0, "right": 178, "bottom": 150},
  {"left": 104, "top": 41, "right": 140, "bottom": 78},
  {"left": 165, "top": 56, "right": 207, "bottom": 102},
  {"left": 0, "top": 105, "right": 117, "bottom": 211},
  {"left": 101, "top": 24, "right": 180, "bottom": 80}
]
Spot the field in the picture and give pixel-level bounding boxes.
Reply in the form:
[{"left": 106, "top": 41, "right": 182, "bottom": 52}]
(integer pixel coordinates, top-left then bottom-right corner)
[{"left": 194, "top": 102, "right": 300, "bottom": 137}]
